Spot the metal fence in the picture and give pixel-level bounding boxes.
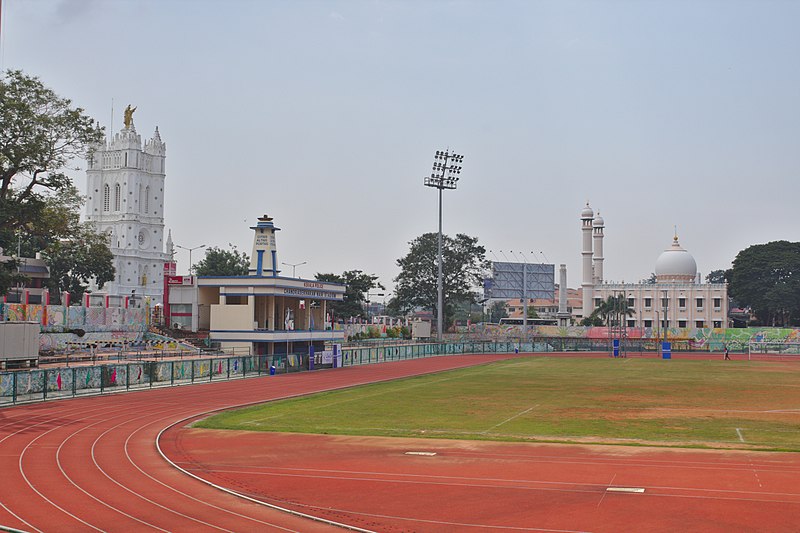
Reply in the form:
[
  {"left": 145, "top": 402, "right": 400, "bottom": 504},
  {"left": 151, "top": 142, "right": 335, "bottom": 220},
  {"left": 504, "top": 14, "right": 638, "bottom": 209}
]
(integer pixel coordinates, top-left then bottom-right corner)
[{"left": 1, "top": 337, "right": 669, "bottom": 407}]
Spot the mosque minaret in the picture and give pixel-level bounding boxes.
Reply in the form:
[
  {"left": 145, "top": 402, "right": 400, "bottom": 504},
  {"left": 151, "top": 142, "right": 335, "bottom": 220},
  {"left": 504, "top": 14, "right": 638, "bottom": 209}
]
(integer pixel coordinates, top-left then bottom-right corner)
[{"left": 580, "top": 202, "right": 596, "bottom": 318}]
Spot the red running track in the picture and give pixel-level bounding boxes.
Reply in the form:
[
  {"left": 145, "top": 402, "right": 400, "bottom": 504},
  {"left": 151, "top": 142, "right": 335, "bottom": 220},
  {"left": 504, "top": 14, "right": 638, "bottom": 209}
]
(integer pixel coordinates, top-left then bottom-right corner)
[
  {"left": 3, "top": 353, "right": 800, "bottom": 532},
  {"left": 0, "top": 353, "right": 514, "bottom": 532}
]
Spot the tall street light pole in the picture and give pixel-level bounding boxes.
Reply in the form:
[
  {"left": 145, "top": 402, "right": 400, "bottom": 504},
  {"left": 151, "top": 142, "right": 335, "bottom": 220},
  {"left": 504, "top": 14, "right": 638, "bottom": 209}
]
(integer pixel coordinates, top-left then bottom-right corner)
[
  {"left": 282, "top": 261, "right": 307, "bottom": 278},
  {"left": 175, "top": 244, "right": 206, "bottom": 275},
  {"left": 424, "top": 149, "right": 463, "bottom": 341}
]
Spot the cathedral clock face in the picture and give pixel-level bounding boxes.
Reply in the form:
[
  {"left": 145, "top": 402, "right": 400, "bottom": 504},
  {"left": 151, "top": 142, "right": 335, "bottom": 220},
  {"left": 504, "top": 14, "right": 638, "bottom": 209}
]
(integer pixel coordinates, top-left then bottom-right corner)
[{"left": 138, "top": 230, "right": 148, "bottom": 248}]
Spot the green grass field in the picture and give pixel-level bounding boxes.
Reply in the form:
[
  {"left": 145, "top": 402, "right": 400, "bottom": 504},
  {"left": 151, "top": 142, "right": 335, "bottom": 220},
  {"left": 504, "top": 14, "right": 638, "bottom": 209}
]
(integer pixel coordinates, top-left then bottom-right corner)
[{"left": 197, "top": 358, "right": 800, "bottom": 451}]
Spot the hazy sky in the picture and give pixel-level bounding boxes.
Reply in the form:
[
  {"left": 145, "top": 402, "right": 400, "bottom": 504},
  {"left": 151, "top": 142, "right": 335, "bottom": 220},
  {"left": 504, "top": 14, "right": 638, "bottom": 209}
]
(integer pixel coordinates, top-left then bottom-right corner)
[{"left": 2, "top": 0, "right": 798, "bottom": 294}]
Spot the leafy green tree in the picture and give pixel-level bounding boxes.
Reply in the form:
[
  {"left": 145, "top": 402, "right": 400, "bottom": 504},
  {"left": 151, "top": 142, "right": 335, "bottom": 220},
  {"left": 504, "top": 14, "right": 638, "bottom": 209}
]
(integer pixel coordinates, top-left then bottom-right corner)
[
  {"left": 595, "top": 294, "right": 634, "bottom": 327},
  {"left": 43, "top": 224, "right": 115, "bottom": 303},
  {"left": 641, "top": 272, "right": 657, "bottom": 284},
  {"left": 392, "top": 233, "right": 488, "bottom": 328},
  {"left": 193, "top": 245, "right": 249, "bottom": 276},
  {"left": 527, "top": 306, "right": 539, "bottom": 319},
  {"left": 0, "top": 70, "right": 104, "bottom": 294},
  {"left": 316, "top": 270, "right": 384, "bottom": 320},
  {"left": 705, "top": 269, "right": 727, "bottom": 284},
  {"left": 580, "top": 311, "right": 604, "bottom": 327},
  {"left": 487, "top": 300, "right": 508, "bottom": 323},
  {"left": 727, "top": 241, "right": 800, "bottom": 326}
]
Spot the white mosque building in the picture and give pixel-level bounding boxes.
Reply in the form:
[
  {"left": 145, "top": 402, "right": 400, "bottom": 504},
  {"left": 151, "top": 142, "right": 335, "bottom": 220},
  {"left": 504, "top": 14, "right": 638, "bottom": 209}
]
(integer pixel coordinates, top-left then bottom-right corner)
[
  {"left": 85, "top": 107, "right": 170, "bottom": 304},
  {"left": 580, "top": 203, "right": 728, "bottom": 330}
]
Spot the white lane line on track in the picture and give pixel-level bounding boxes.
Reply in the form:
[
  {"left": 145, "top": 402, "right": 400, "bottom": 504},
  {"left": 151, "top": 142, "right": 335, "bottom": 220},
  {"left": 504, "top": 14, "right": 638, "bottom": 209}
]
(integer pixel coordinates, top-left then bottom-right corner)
[
  {"left": 736, "top": 428, "right": 745, "bottom": 443},
  {"left": 440, "top": 451, "right": 800, "bottom": 474},
  {"left": 188, "top": 466, "right": 800, "bottom": 502},
  {"left": 156, "top": 410, "right": 376, "bottom": 533},
  {"left": 56, "top": 409, "right": 173, "bottom": 532},
  {"left": 597, "top": 474, "right": 616, "bottom": 508},
  {"left": 483, "top": 405, "right": 539, "bottom": 434},
  {"left": 0, "top": 500, "right": 42, "bottom": 533},
  {"left": 122, "top": 410, "right": 297, "bottom": 531},
  {"left": 18, "top": 414, "right": 112, "bottom": 531}
]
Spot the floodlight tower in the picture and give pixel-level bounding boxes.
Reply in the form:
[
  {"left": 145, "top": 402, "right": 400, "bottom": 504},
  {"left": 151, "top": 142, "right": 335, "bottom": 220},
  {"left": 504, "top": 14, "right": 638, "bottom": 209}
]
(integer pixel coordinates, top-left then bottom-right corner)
[{"left": 424, "top": 149, "right": 464, "bottom": 341}]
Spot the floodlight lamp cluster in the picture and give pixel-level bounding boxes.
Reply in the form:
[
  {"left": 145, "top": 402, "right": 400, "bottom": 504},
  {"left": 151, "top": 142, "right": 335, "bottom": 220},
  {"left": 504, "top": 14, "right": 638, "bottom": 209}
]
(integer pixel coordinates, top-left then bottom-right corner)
[{"left": 424, "top": 149, "right": 464, "bottom": 190}]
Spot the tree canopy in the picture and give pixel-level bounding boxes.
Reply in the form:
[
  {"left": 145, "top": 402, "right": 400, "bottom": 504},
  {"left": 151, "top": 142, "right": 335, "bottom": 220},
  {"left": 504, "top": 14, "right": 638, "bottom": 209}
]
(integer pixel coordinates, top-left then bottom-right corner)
[
  {"left": 0, "top": 70, "right": 111, "bottom": 296},
  {"left": 43, "top": 224, "right": 115, "bottom": 303},
  {"left": 193, "top": 245, "right": 250, "bottom": 276},
  {"left": 487, "top": 300, "right": 508, "bottom": 323},
  {"left": 316, "top": 270, "right": 384, "bottom": 320},
  {"left": 1, "top": 70, "right": 103, "bottom": 237},
  {"left": 727, "top": 241, "right": 800, "bottom": 326},
  {"left": 705, "top": 269, "right": 727, "bottom": 284},
  {"left": 391, "top": 232, "right": 488, "bottom": 328}
]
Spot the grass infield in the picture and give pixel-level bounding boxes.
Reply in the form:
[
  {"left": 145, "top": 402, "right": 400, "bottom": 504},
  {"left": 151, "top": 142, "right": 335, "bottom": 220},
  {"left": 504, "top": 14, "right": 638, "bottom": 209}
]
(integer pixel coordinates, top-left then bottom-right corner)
[{"left": 196, "top": 357, "right": 800, "bottom": 451}]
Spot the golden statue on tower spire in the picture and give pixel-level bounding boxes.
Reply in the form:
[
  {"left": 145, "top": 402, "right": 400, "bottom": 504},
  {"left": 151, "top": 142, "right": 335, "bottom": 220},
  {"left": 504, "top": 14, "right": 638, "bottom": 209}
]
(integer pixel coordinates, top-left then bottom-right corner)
[{"left": 123, "top": 104, "right": 137, "bottom": 128}]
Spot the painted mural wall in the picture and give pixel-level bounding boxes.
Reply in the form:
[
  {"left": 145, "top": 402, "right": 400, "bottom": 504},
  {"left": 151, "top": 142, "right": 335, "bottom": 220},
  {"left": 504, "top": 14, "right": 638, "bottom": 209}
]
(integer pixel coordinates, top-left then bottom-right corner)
[{"left": 0, "top": 303, "right": 147, "bottom": 351}]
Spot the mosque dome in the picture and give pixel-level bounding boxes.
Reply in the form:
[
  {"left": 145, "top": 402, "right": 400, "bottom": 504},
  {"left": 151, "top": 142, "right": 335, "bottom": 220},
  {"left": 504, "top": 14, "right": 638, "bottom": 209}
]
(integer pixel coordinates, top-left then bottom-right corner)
[
  {"left": 655, "top": 236, "right": 697, "bottom": 283},
  {"left": 581, "top": 203, "right": 594, "bottom": 219},
  {"left": 592, "top": 212, "right": 605, "bottom": 227}
]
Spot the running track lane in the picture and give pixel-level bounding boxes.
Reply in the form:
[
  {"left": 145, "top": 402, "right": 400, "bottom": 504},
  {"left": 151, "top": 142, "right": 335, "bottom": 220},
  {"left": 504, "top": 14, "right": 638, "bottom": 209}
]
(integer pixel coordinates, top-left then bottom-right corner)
[{"left": 0, "top": 353, "right": 515, "bottom": 532}]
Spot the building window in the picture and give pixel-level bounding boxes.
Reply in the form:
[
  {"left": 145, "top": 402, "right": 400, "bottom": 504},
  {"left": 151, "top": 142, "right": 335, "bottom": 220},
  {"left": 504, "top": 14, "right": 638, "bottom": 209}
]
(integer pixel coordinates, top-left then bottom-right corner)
[
  {"left": 114, "top": 183, "right": 121, "bottom": 211},
  {"left": 103, "top": 184, "right": 110, "bottom": 212},
  {"left": 696, "top": 320, "right": 705, "bottom": 328},
  {"left": 678, "top": 320, "right": 687, "bottom": 328},
  {"left": 594, "top": 298, "right": 601, "bottom": 307},
  {"left": 627, "top": 320, "right": 636, "bottom": 328},
  {"left": 627, "top": 298, "right": 634, "bottom": 308},
  {"left": 713, "top": 298, "right": 721, "bottom": 310},
  {"left": 696, "top": 298, "right": 704, "bottom": 309},
  {"left": 644, "top": 319, "right": 652, "bottom": 328},
  {"left": 145, "top": 186, "right": 150, "bottom": 213},
  {"left": 678, "top": 298, "right": 686, "bottom": 309},
  {"left": 661, "top": 298, "right": 669, "bottom": 309},
  {"left": 644, "top": 298, "right": 652, "bottom": 309},
  {"left": 713, "top": 320, "right": 722, "bottom": 328}
]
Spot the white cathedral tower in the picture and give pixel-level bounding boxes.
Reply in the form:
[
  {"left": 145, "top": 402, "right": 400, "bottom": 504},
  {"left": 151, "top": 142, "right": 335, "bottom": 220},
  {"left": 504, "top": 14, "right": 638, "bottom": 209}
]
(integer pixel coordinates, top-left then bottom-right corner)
[{"left": 86, "top": 106, "right": 168, "bottom": 304}]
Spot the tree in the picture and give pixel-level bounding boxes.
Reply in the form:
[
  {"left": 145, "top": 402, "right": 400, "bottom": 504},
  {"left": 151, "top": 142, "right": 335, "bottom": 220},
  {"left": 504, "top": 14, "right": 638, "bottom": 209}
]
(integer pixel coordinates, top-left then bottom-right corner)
[
  {"left": 727, "top": 241, "right": 800, "bottom": 327},
  {"left": 641, "top": 272, "right": 657, "bottom": 284},
  {"left": 595, "top": 294, "right": 634, "bottom": 327},
  {"left": 0, "top": 70, "right": 104, "bottom": 294},
  {"left": 42, "top": 224, "right": 115, "bottom": 303},
  {"left": 193, "top": 245, "right": 250, "bottom": 276},
  {"left": 487, "top": 300, "right": 508, "bottom": 323},
  {"left": 527, "top": 306, "right": 539, "bottom": 319},
  {"left": 316, "top": 270, "right": 384, "bottom": 320},
  {"left": 392, "top": 233, "right": 489, "bottom": 328},
  {"left": 705, "top": 269, "right": 727, "bottom": 284}
]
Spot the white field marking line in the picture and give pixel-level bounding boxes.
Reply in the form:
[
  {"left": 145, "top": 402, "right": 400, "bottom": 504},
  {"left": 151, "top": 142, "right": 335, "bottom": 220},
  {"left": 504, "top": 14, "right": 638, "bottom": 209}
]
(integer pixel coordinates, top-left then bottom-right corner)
[
  {"left": 405, "top": 451, "right": 437, "bottom": 456},
  {"left": 157, "top": 416, "right": 382, "bottom": 533},
  {"left": 483, "top": 405, "right": 539, "bottom": 434},
  {"left": 606, "top": 487, "right": 645, "bottom": 493},
  {"left": 242, "top": 373, "right": 465, "bottom": 425},
  {"left": 643, "top": 406, "right": 800, "bottom": 415},
  {"left": 189, "top": 464, "right": 800, "bottom": 499},
  {"left": 736, "top": 428, "right": 745, "bottom": 443},
  {"left": 56, "top": 409, "right": 174, "bottom": 532},
  {"left": 191, "top": 468, "right": 800, "bottom": 506},
  {"left": 0, "top": 500, "right": 42, "bottom": 533}
]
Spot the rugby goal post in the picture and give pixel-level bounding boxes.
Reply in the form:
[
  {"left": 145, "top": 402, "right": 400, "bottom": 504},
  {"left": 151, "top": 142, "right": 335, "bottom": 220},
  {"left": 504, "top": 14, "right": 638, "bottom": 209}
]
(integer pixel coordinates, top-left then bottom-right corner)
[{"left": 747, "top": 341, "right": 800, "bottom": 361}]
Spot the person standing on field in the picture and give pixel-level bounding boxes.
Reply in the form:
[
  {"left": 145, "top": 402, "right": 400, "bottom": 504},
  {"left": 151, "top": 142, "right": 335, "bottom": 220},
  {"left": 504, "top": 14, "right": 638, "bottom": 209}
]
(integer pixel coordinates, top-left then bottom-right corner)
[{"left": 724, "top": 346, "right": 731, "bottom": 360}]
